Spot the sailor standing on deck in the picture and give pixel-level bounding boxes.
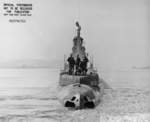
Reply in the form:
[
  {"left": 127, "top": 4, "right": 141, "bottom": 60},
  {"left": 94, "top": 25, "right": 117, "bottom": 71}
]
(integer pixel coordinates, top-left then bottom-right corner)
[
  {"left": 75, "top": 55, "right": 81, "bottom": 75},
  {"left": 67, "top": 54, "right": 75, "bottom": 75},
  {"left": 80, "top": 55, "right": 89, "bottom": 75}
]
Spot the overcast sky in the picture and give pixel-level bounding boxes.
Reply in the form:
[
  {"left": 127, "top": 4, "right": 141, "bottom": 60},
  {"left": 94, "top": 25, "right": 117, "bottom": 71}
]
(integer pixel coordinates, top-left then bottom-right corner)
[{"left": 0, "top": 0, "right": 150, "bottom": 70}]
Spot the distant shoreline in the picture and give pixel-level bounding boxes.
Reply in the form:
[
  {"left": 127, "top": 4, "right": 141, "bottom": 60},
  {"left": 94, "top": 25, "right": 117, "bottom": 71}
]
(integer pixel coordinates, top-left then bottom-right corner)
[
  {"left": 0, "top": 66, "right": 62, "bottom": 69},
  {"left": 132, "top": 66, "right": 150, "bottom": 70}
]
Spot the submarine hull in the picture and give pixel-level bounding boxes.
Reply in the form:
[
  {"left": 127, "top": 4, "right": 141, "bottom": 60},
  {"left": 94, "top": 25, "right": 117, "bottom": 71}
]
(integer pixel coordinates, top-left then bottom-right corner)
[{"left": 57, "top": 73, "right": 104, "bottom": 109}]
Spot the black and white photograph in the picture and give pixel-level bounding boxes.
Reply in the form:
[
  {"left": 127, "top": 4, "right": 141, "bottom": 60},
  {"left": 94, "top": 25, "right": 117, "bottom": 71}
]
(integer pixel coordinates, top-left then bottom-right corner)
[{"left": 0, "top": 0, "right": 150, "bottom": 121}]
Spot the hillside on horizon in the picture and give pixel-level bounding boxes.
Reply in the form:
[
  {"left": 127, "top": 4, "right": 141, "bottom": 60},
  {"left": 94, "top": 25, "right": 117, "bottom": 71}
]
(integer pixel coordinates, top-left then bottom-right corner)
[
  {"left": 0, "top": 59, "right": 63, "bottom": 69},
  {"left": 132, "top": 66, "right": 150, "bottom": 70}
]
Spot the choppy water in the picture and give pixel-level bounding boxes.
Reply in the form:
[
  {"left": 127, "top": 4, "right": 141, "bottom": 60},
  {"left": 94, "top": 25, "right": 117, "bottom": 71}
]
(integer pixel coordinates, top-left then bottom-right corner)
[
  {"left": 0, "top": 68, "right": 149, "bottom": 122},
  {"left": 0, "top": 88, "right": 149, "bottom": 122}
]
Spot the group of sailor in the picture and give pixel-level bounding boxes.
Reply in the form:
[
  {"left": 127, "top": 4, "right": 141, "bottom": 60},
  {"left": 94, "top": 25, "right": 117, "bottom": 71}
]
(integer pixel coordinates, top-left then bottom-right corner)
[{"left": 67, "top": 54, "right": 89, "bottom": 75}]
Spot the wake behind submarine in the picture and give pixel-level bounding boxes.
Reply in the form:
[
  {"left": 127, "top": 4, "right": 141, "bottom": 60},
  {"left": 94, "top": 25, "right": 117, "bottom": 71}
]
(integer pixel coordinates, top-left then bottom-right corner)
[{"left": 57, "top": 22, "right": 106, "bottom": 109}]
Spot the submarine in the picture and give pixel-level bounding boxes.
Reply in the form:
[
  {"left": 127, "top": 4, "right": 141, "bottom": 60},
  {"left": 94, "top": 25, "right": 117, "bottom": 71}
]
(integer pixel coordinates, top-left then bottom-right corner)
[{"left": 57, "top": 22, "right": 105, "bottom": 109}]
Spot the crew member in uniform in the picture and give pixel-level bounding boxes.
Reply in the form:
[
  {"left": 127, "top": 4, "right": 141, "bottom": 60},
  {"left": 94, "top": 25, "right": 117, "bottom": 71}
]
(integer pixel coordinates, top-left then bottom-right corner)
[
  {"left": 80, "top": 56, "right": 89, "bottom": 75},
  {"left": 75, "top": 55, "right": 81, "bottom": 75},
  {"left": 67, "top": 54, "right": 75, "bottom": 75}
]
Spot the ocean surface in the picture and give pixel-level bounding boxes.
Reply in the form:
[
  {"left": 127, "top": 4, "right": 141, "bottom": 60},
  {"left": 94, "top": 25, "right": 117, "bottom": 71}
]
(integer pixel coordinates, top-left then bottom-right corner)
[{"left": 0, "top": 68, "right": 149, "bottom": 122}]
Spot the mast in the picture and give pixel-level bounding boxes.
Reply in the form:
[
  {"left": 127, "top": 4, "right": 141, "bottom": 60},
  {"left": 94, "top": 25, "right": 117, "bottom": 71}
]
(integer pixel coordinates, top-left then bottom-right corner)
[{"left": 76, "top": 21, "right": 81, "bottom": 37}]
